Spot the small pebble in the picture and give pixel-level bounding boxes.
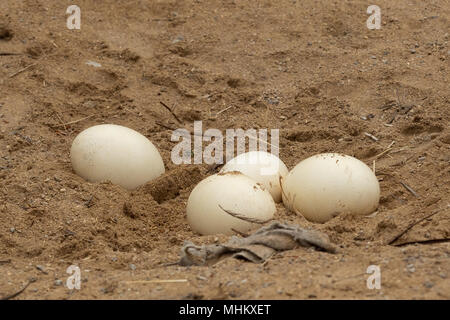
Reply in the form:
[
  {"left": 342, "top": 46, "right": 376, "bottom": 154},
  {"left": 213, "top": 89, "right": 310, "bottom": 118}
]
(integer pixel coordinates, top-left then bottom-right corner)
[
  {"left": 10, "top": 227, "right": 15, "bottom": 233},
  {"left": 406, "top": 264, "right": 415, "bottom": 273},
  {"left": 54, "top": 279, "right": 63, "bottom": 286},
  {"left": 129, "top": 263, "right": 136, "bottom": 271},
  {"left": 410, "top": 49, "right": 416, "bottom": 54},
  {"left": 172, "top": 35, "right": 184, "bottom": 44},
  {"left": 86, "top": 60, "right": 102, "bottom": 68},
  {"left": 423, "top": 281, "right": 434, "bottom": 289},
  {"left": 36, "top": 265, "right": 48, "bottom": 274}
]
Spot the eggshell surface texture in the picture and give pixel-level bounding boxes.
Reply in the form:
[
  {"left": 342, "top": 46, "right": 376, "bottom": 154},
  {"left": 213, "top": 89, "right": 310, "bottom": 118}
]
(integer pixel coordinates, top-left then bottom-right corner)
[
  {"left": 187, "top": 172, "right": 276, "bottom": 235},
  {"left": 70, "top": 124, "right": 165, "bottom": 190},
  {"left": 282, "top": 153, "right": 380, "bottom": 223},
  {"left": 220, "top": 151, "right": 289, "bottom": 203}
]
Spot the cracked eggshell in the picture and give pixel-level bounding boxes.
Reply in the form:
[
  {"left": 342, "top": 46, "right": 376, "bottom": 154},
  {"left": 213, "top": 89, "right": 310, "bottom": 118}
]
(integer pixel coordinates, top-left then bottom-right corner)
[
  {"left": 186, "top": 172, "right": 276, "bottom": 235},
  {"left": 220, "top": 151, "right": 289, "bottom": 202},
  {"left": 282, "top": 153, "right": 380, "bottom": 223},
  {"left": 70, "top": 124, "right": 165, "bottom": 190}
]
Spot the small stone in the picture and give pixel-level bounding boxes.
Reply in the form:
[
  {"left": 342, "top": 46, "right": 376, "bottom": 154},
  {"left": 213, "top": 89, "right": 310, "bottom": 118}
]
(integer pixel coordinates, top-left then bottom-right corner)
[
  {"left": 423, "top": 281, "right": 434, "bottom": 288},
  {"left": 129, "top": 263, "right": 136, "bottom": 271},
  {"left": 10, "top": 227, "right": 15, "bottom": 233},
  {"left": 36, "top": 265, "right": 48, "bottom": 274},
  {"left": 172, "top": 35, "right": 184, "bottom": 44},
  {"left": 86, "top": 60, "right": 102, "bottom": 68},
  {"left": 406, "top": 264, "right": 415, "bottom": 273},
  {"left": 410, "top": 49, "right": 416, "bottom": 54},
  {"left": 54, "top": 279, "right": 63, "bottom": 286},
  {"left": 111, "top": 257, "right": 118, "bottom": 262}
]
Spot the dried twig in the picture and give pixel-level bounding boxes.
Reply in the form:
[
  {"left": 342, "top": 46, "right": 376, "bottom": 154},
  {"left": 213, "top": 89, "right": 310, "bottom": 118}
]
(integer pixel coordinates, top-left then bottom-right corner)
[
  {"left": 122, "top": 279, "right": 188, "bottom": 284},
  {"left": 160, "top": 101, "right": 182, "bottom": 124},
  {"left": 364, "top": 132, "right": 379, "bottom": 142},
  {"left": 386, "top": 208, "right": 444, "bottom": 245},
  {"left": 1, "top": 278, "right": 36, "bottom": 300},
  {"left": 0, "top": 52, "right": 22, "bottom": 56},
  {"left": 35, "top": 265, "right": 48, "bottom": 275},
  {"left": 215, "top": 105, "right": 235, "bottom": 117},
  {"left": 400, "top": 181, "right": 419, "bottom": 197},
  {"left": 392, "top": 238, "right": 450, "bottom": 247},
  {"left": 155, "top": 121, "right": 177, "bottom": 131},
  {"left": 51, "top": 115, "right": 94, "bottom": 128},
  {"left": 231, "top": 228, "right": 249, "bottom": 237},
  {"left": 9, "top": 63, "right": 36, "bottom": 78},
  {"left": 53, "top": 111, "right": 67, "bottom": 131},
  {"left": 218, "top": 205, "right": 272, "bottom": 224},
  {"left": 373, "top": 141, "right": 396, "bottom": 159},
  {"left": 332, "top": 272, "right": 367, "bottom": 283}
]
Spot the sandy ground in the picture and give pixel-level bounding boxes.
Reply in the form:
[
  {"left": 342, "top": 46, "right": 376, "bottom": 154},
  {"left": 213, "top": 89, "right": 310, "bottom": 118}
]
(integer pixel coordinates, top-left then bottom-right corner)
[{"left": 0, "top": 0, "right": 449, "bottom": 299}]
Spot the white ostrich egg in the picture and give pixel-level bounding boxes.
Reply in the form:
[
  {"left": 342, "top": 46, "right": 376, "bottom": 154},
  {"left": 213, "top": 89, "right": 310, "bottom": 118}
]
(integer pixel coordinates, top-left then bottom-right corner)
[
  {"left": 187, "top": 172, "right": 276, "bottom": 235},
  {"left": 282, "top": 153, "right": 380, "bottom": 223},
  {"left": 70, "top": 124, "right": 165, "bottom": 190},
  {"left": 220, "top": 151, "right": 289, "bottom": 202}
]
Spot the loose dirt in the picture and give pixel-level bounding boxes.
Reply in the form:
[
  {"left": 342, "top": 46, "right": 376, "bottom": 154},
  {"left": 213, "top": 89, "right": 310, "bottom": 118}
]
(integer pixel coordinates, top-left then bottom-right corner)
[{"left": 0, "top": 0, "right": 449, "bottom": 299}]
